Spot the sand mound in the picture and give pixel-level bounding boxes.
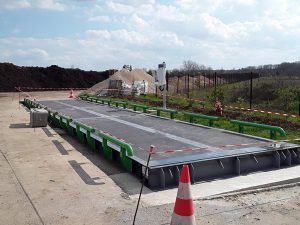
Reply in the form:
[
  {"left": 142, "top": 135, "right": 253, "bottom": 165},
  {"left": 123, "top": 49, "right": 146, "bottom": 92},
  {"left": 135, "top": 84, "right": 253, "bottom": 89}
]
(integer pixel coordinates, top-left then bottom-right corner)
[{"left": 87, "top": 68, "right": 155, "bottom": 95}]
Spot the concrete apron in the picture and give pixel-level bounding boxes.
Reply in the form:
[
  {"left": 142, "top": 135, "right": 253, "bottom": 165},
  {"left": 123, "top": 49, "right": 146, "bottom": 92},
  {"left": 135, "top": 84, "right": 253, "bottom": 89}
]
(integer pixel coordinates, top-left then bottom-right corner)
[{"left": 131, "top": 165, "right": 300, "bottom": 206}]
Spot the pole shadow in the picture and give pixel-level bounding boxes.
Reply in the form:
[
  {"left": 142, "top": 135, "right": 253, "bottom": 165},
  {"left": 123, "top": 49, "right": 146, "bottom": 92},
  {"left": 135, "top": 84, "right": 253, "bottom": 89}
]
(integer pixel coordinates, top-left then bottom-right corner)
[{"left": 68, "top": 160, "right": 105, "bottom": 185}]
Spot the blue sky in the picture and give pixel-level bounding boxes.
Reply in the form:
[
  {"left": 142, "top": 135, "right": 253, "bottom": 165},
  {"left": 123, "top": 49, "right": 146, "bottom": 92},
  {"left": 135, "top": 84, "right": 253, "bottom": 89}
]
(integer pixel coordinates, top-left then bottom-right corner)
[{"left": 0, "top": 0, "right": 299, "bottom": 71}]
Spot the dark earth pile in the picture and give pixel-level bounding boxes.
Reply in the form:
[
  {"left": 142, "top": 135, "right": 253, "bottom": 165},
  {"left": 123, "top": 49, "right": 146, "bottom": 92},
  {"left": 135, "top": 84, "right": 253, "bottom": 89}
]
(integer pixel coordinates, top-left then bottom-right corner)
[{"left": 0, "top": 63, "right": 113, "bottom": 92}]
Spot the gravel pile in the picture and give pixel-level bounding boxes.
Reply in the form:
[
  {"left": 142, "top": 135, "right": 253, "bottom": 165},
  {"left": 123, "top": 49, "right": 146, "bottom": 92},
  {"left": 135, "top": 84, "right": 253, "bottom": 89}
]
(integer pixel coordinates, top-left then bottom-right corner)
[{"left": 86, "top": 68, "right": 155, "bottom": 95}]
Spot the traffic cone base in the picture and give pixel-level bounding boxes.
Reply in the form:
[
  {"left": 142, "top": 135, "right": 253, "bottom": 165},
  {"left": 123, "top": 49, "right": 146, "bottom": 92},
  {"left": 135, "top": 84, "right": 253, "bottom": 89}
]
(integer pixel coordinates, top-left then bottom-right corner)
[
  {"left": 171, "top": 213, "right": 196, "bottom": 225},
  {"left": 69, "top": 89, "right": 75, "bottom": 99}
]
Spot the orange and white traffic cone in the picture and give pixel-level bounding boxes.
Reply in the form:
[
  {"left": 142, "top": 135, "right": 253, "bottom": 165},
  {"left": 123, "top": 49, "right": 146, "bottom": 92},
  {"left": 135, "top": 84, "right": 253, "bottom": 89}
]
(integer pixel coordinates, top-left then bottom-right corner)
[
  {"left": 170, "top": 165, "right": 196, "bottom": 225},
  {"left": 69, "top": 89, "right": 75, "bottom": 99}
]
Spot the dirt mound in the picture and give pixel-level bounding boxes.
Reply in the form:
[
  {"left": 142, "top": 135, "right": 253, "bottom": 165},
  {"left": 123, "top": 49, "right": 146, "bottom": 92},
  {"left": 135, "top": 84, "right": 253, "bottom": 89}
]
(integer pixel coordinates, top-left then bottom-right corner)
[
  {"left": 0, "top": 63, "right": 111, "bottom": 92},
  {"left": 87, "top": 68, "right": 155, "bottom": 94}
]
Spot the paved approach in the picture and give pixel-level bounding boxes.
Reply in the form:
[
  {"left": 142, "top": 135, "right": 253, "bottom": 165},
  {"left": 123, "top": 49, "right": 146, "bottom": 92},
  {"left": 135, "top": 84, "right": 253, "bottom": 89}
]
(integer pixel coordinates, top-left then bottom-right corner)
[{"left": 38, "top": 99, "right": 299, "bottom": 189}]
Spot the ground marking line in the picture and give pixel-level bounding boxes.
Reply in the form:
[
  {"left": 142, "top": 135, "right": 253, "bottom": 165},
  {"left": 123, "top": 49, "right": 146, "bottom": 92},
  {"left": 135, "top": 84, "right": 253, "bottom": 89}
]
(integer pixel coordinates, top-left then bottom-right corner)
[
  {"left": 0, "top": 149, "right": 45, "bottom": 225},
  {"left": 55, "top": 101, "right": 215, "bottom": 149}
]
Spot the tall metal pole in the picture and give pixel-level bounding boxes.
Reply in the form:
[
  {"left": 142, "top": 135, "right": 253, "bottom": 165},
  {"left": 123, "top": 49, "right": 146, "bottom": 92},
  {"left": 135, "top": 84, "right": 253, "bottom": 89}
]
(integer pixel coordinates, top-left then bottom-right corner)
[
  {"left": 187, "top": 73, "right": 190, "bottom": 98},
  {"left": 250, "top": 72, "right": 253, "bottom": 109},
  {"left": 163, "top": 85, "right": 167, "bottom": 109},
  {"left": 18, "top": 91, "right": 20, "bottom": 110},
  {"left": 214, "top": 72, "right": 217, "bottom": 97},
  {"left": 166, "top": 71, "right": 169, "bottom": 91},
  {"left": 185, "top": 75, "right": 187, "bottom": 94},
  {"left": 176, "top": 76, "right": 179, "bottom": 94},
  {"left": 298, "top": 93, "right": 300, "bottom": 116},
  {"left": 132, "top": 145, "right": 154, "bottom": 225}
]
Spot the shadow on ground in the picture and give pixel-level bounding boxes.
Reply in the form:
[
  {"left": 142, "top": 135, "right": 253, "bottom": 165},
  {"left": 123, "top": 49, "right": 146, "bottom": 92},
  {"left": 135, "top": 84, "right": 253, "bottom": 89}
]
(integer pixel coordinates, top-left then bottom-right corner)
[
  {"left": 53, "top": 127, "right": 152, "bottom": 195},
  {"left": 9, "top": 123, "right": 31, "bottom": 128}
]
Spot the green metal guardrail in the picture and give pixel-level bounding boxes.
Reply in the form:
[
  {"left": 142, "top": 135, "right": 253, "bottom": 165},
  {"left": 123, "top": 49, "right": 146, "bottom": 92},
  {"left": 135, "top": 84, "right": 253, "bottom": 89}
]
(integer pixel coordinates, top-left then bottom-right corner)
[
  {"left": 111, "top": 100, "right": 128, "bottom": 109},
  {"left": 97, "top": 98, "right": 111, "bottom": 105},
  {"left": 74, "top": 122, "right": 96, "bottom": 149},
  {"left": 53, "top": 112, "right": 61, "bottom": 127},
  {"left": 96, "top": 131, "right": 134, "bottom": 172},
  {"left": 131, "top": 103, "right": 149, "bottom": 113},
  {"left": 80, "top": 96, "right": 88, "bottom": 101},
  {"left": 72, "top": 121, "right": 134, "bottom": 171},
  {"left": 39, "top": 100, "right": 135, "bottom": 171},
  {"left": 38, "top": 98, "right": 134, "bottom": 171},
  {"left": 153, "top": 107, "right": 177, "bottom": 119},
  {"left": 184, "top": 112, "right": 221, "bottom": 127},
  {"left": 59, "top": 115, "right": 73, "bottom": 135},
  {"left": 88, "top": 96, "right": 98, "bottom": 103},
  {"left": 230, "top": 119, "right": 286, "bottom": 139},
  {"left": 24, "top": 98, "right": 32, "bottom": 108}
]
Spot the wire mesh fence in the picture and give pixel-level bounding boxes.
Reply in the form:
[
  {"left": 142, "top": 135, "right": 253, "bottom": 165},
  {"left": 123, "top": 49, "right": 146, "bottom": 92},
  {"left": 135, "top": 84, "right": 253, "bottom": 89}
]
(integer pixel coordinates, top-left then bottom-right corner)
[{"left": 166, "top": 71, "right": 300, "bottom": 115}]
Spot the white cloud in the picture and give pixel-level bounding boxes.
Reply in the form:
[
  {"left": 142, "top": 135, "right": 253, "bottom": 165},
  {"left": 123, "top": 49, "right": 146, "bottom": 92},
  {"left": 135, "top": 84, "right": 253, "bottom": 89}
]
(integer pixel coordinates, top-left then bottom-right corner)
[
  {"left": 156, "top": 32, "right": 184, "bottom": 47},
  {"left": 155, "top": 4, "right": 188, "bottom": 22},
  {"left": 34, "top": 0, "right": 65, "bottom": 11},
  {"left": 88, "top": 15, "right": 110, "bottom": 23},
  {"left": 1, "top": 0, "right": 300, "bottom": 70},
  {"left": 15, "top": 48, "right": 49, "bottom": 58},
  {"left": 0, "top": 0, "right": 66, "bottom": 11},
  {"left": 86, "top": 30, "right": 111, "bottom": 39},
  {"left": 86, "top": 29, "right": 151, "bottom": 45},
  {"left": 128, "top": 14, "right": 150, "bottom": 29},
  {"left": 201, "top": 13, "right": 261, "bottom": 40},
  {"left": 112, "top": 29, "right": 150, "bottom": 45},
  {"left": 137, "top": 4, "right": 155, "bottom": 16},
  {"left": 0, "top": 0, "right": 30, "bottom": 9},
  {"left": 106, "top": 0, "right": 135, "bottom": 14}
]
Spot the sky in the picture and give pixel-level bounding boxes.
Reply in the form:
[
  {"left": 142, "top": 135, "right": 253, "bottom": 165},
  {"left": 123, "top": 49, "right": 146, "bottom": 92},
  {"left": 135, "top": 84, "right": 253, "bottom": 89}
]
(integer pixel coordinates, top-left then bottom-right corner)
[{"left": 0, "top": 0, "right": 299, "bottom": 71}]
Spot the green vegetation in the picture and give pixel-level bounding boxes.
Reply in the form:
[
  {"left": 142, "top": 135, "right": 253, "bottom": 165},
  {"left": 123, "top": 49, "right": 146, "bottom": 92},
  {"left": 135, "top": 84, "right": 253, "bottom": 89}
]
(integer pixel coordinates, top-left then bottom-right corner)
[{"left": 192, "top": 77, "right": 300, "bottom": 115}]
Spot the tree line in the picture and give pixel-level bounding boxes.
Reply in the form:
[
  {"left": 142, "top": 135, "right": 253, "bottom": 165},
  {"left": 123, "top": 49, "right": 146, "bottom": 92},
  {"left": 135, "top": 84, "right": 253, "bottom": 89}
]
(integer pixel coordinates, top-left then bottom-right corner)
[{"left": 166, "top": 60, "right": 300, "bottom": 79}]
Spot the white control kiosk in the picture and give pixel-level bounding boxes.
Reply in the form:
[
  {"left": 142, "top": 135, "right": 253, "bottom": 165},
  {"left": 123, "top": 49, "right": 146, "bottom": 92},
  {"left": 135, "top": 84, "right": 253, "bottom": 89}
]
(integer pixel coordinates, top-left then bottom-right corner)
[{"left": 154, "top": 62, "right": 167, "bottom": 109}]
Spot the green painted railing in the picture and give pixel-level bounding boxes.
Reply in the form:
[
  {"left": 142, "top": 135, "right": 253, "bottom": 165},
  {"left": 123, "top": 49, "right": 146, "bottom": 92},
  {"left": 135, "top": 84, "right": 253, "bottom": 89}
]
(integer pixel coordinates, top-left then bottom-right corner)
[
  {"left": 96, "top": 98, "right": 111, "bottom": 105},
  {"left": 184, "top": 112, "right": 221, "bottom": 127},
  {"left": 74, "top": 122, "right": 95, "bottom": 148},
  {"left": 131, "top": 103, "right": 149, "bottom": 113},
  {"left": 111, "top": 100, "right": 128, "bottom": 109},
  {"left": 95, "top": 132, "right": 133, "bottom": 172},
  {"left": 71, "top": 121, "right": 134, "bottom": 171},
  {"left": 80, "top": 96, "right": 88, "bottom": 101},
  {"left": 59, "top": 115, "right": 73, "bottom": 135},
  {"left": 88, "top": 96, "right": 98, "bottom": 103},
  {"left": 230, "top": 120, "right": 286, "bottom": 139},
  {"left": 153, "top": 107, "right": 177, "bottom": 119}
]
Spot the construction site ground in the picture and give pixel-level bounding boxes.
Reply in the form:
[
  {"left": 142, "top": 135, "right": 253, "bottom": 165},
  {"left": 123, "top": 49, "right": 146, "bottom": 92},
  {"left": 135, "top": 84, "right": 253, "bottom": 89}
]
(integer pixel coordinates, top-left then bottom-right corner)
[{"left": 0, "top": 91, "right": 299, "bottom": 225}]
